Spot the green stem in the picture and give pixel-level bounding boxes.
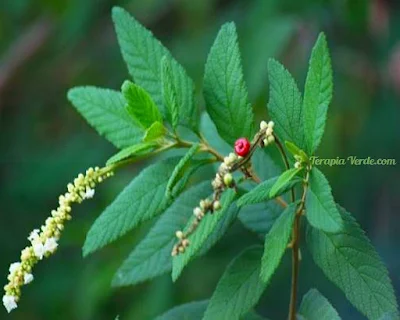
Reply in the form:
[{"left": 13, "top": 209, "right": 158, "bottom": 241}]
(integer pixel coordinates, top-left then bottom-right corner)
[
  {"left": 288, "top": 169, "right": 309, "bottom": 320},
  {"left": 274, "top": 135, "right": 295, "bottom": 203}
]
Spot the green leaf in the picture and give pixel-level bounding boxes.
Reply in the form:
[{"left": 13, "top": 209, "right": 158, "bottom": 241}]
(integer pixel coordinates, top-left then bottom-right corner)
[
  {"left": 106, "top": 141, "right": 159, "bottom": 165},
  {"left": 200, "top": 112, "right": 231, "bottom": 155},
  {"left": 143, "top": 121, "right": 166, "bottom": 142},
  {"left": 172, "top": 189, "right": 237, "bottom": 281},
  {"left": 67, "top": 86, "right": 143, "bottom": 149},
  {"left": 239, "top": 202, "right": 283, "bottom": 236},
  {"left": 166, "top": 143, "right": 200, "bottom": 199},
  {"left": 155, "top": 300, "right": 209, "bottom": 320},
  {"left": 307, "top": 205, "right": 399, "bottom": 320},
  {"left": 83, "top": 158, "right": 179, "bottom": 256},
  {"left": 379, "top": 312, "right": 400, "bottom": 320},
  {"left": 269, "top": 168, "right": 302, "bottom": 198},
  {"left": 112, "top": 7, "right": 196, "bottom": 125},
  {"left": 112, "top": 182, "right": 211, "bottom": 287},
  {"left": 238, "top": 176, "right": 301, "bottom": 207},
  {"left": 203, "top": 246, "right": 266, "bottom": 320},
  {"left": 155, "top": 300, "right": 267, "bottom": 320},
  {"left": 161, "top": 56, "right": 198, "bottom": 131},
  {"left": 203, "top": 22, "right": 254, "bottom": 145},
  {"left": 252, "top": 148, "right": 282, "bottom": 181},
  {"left": 306, "top": 167, "right": 343, "bottom": 233},
  {"left": 267, "top": 59, "right": 305, "bottom": 150},
  {"left": 122, "top": 80, "right": 162, "bottom": 129},
  {"left": 161, "top": 56, "right": 179, "bottom": 129},
  {"left": 303, "top": 33, "right": 333, "bottom": 154},
  {"left": 260, "top": 202, "right": 297, "bottom": 282},
  {"left": 298, "top": 289, "right": 341, "bottom": 320},
  {"left": 285, "top": 141, "right": 308, "bottom": 162}
]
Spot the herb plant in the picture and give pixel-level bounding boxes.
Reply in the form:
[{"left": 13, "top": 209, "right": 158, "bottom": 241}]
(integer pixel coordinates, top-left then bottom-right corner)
[{"left": 3, "top": 6, "right": 399, "bottom": 320}]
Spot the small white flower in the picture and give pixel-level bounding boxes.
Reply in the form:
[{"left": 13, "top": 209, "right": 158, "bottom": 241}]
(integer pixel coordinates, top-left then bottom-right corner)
[
  {"left": 84, "top": 188, "right": 95, "bottom": 199},
  {"left": 9, "top": 262, "right": 21, "bottom": 275},
  {"left": 28, "top": 229, "right": 40, "bottom": 242},
  {"left": 44, "top": 238, "right": 58, "bottom": 253},
  {"left": 266, "top": 127, "right": 273, "bottom": 136},
  {"left": 3, "top": 295, "right": 17, "bottom": 313},
  {"left": 260, "top": 120, "right": 268, "bottom": 130},
  {"left": 24, "top": 273, "right": 34, "bottom": 284},
  {"left": 268, "top": 121, "right": 275, "bottom": 128},
  {"left": 294, "top": 161, "right": 301, "bottom": 169},
  {"left": 263, "top": 138, "right": 269, "bottom": 146},
  {"left": 32, "top": 241, "right": 45, "bottom": 260}
]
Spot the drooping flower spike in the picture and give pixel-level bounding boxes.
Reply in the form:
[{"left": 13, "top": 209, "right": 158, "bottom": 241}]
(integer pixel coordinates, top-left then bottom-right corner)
[
  {"left": 172, "top": 120, "right": 275, "bottom": 256},
  {"left": 2, "top": 166, "right": 114, "bottom": 313}
]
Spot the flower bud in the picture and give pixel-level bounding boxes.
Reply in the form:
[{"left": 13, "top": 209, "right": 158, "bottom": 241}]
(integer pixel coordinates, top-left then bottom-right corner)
[
  {"left": 219, "top": 163, "right": 229, "bottom": 173},
  {"left": 193, "top": 207, "right": 203, "bottom": 218},
  {"left": 175, "top": 230, "right": 184, "bottom": 239},
  {"left": 228, "top": 152, "right": 238, "bottom": 163},
  {"left": 213, "top": 201, "right": 221, "bottom": 211},
  {"left": 260, "top": 120, "right": 268, "bottom": 130},
  {"left": 223, "top": 173, "right": 233, "bottom": 187},
  {"left": 182, "top": 239, "right": 190, "bottom": 247}
]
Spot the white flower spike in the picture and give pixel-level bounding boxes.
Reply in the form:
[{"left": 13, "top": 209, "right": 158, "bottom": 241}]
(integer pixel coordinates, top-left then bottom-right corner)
[{"left": 2, "top": 166, "right": 114, "bottom": 313}]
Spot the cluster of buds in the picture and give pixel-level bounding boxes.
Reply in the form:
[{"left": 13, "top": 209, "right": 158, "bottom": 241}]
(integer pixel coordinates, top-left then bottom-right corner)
[
  {"left": 259, "top": 120, "right": 275, "bottom": 147},
  {"left": 171, "top": 196, "right": 223, "bottom": 256},
  {"left": 3, "top": 166, "right": 114, "bottom": 313},
  {"left": 212, "top": 153, "right": 237, "bottom": 190},
  {"left": 172, "top": 154, "right": 237, "bottom": 256}
]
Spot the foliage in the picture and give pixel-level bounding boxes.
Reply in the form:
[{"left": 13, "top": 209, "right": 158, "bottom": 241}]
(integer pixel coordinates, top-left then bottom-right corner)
[{"left": 69, "top": 9, "right": 399, "bottom": 319}]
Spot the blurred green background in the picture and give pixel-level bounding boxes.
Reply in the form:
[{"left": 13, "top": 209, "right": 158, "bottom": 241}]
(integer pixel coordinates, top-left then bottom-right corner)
[{"left": 1, "top": 0, "right": 399, "bottom": 319}]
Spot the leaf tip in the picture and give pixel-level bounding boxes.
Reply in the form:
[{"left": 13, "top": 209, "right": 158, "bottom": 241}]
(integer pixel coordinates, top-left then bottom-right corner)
[
  {"left": 121, "top": 80, "right": 133, "bottom": 93},
  {"left": 171, "top": 269, "right": 179, "bottom": 283},
  {"left": 267, "top": 58, "right": 280, "bottom": 69},
  {"left": 111, "top": 6, "right": 126, "bottom": 21},
  {"left": 82, "top": 245, "right": 91, "bottom": 258},
  {"left": 66, "top": 86, "right": 85, "bottom": 103}
]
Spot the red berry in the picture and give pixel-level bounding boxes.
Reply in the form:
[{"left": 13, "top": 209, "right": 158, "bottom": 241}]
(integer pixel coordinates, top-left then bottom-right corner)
[{"left": 234, "top": 138, "right": 251, "bottom": 157}]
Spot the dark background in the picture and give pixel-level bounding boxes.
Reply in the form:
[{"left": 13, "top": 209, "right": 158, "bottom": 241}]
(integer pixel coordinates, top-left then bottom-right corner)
[{"left": 0, "top": 0, "right": 399, "bottom": 319}]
